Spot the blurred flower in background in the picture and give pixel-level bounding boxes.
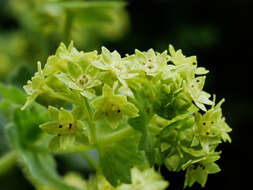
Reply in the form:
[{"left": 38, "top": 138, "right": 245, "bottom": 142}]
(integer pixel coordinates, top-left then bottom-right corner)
[{"left": 0, "top": 0, "right": 129, "bottom": 84}]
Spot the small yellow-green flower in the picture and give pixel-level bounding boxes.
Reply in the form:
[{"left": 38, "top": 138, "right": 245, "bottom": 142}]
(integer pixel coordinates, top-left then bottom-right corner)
[
  {"left": 91, "top": 47, "right": 138, "bottom": 87},
  {"left": 133, "top": 49, "right": 168, "bottom": 76},
  {"left": 186, "top": 76, "right": 213, "bottom": 111},
  {"left": 44, "top": 42, "right": 86, "bottom": 76},
  {"left": 184, "top": 154, "right": 221, "bottom": 188},
  {"left": 40, "top": 106, "right": 86, "bottom": 150},
  {"left": 37, "top": 172, "right": 88, "bottom": 190},
  {"left": 55, "top": 71, "right": 101, "bottom": 99},
  {"left": 117, "top": 167, "right": 169, "bottom": 190},
  {"left": 22, "top": 62, "right": 46, "bottom": 110},
  {"left": 168, "top": 45, "right": 197, "bottom": 66},
  {"left": 20, "top": 42, "right": 231, "bottom": 189},
  {"left": 193, "top": 99, "right": 232, "bottom": 147},
  {"left": 92, "top": 84, "right": 139, "bottom": 128},
  {"left": 87, "top": 167, "right": 168, "bottom": 190}
]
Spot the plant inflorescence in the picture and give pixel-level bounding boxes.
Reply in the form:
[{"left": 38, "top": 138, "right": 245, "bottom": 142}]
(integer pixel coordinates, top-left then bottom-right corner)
[{"left": 1, "top": 42, "right": 231, "bottom": 190}]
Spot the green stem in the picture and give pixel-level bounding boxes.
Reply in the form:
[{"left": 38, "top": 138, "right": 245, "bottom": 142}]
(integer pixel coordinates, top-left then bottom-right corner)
[
  {"left": 0, "top": 151, "right": 17, "bottom": 175},
  {"left": 81, "top": 152, "right": 100, "bottom": 171},
  {"left": 64, "top": 10, "right": 74, "bottom": 44},
  {"left": 52, "top": 144, "right": 94, "bottom": 154},
  {"left": 84, "top": 99, "right": 97, "bottom": 145}
]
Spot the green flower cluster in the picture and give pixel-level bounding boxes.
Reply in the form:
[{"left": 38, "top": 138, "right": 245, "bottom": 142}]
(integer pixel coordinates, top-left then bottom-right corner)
[{"left": 23, "top": 42, "right": 231, "bottom": 188}]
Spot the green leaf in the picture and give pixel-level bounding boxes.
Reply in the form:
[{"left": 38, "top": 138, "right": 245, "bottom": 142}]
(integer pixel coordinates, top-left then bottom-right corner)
[
  {"left": 0, "top": 83, "right": 79, "bottom": 190},
  {"left": 0, "top": 83, "right": 26, "bottom": 105},
  {"left": 99, "top": 137, "right": 144, "bottom": 186},
  {"left": 129, "top": 114, "right": 155, "bottom": 166},
  {"left": 7, "top": 64, "right": 33, "bottom": 88},
  {"left": 139, "top": 131, "right": 156, "bottom": 166},
  {"left": 100, "top": 148, "right": 131, "bottom": 186},
  {"left": 0, "top": 99, "right": 18, "bottom": 121},
  {"left": 128, "top": 90, "right": 155, "bottom": 166},
  {"left": 7, "top": 109, "right": 79, "bottom": 190}
]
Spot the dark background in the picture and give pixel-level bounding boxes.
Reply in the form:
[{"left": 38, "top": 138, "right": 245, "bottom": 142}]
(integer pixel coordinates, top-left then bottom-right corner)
[
  {"left": 0, "top": 0, "right": 252, "bottom": 189},
  {"left": 112, "top": 1, "right": 253, "bottom": 189}
]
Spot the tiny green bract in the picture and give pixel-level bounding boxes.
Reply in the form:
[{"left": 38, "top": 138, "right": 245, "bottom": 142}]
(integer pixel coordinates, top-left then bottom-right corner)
[{"left": 20, "top": 42, "right": 231, "bottom": 189}]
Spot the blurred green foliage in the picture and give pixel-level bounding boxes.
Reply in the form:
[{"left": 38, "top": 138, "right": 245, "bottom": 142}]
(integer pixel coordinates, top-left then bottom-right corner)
[
  {"left": 0, "top": 1, "right": 129, "bottom": 189},
  {"left": 0, "top": 0, "right": 129, "bottom": 82}
]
